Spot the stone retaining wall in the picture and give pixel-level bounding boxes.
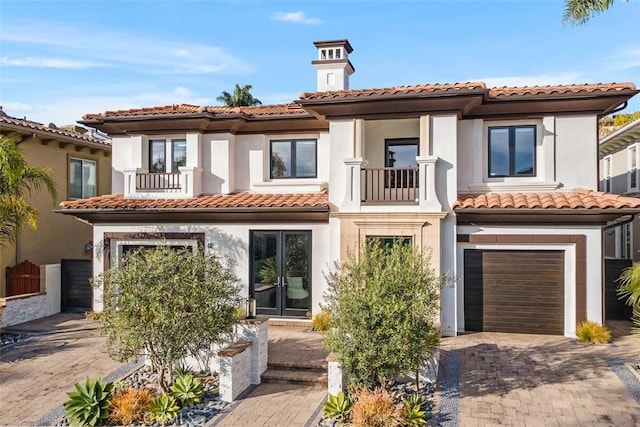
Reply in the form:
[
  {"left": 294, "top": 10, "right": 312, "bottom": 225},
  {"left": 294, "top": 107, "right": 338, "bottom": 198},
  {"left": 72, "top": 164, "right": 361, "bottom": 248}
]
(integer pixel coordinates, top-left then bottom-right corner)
[
  {"left": 0, "top": 293, "right": 46, "bottom": 328},
  {"left": 218, "top": 341, "right": 252, "bottom": 402}
]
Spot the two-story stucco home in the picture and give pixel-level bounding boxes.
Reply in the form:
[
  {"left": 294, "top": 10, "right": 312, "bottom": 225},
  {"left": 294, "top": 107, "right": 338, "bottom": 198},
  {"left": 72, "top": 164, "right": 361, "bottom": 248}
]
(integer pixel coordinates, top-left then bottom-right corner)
[
  {"left": 600, "top": 117, "right": 640, "bottom": 262},
  {"left": 59, "top": 40, "right": 640, "bottom": 337}
]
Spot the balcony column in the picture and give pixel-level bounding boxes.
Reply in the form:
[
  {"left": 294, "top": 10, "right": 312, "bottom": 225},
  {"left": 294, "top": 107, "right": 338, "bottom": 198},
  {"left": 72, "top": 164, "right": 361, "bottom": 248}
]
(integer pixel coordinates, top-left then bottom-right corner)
[
  {"left": 211, "top": 136, "right": 235, "bottom": 194},
  {"left": 416, "top": 156, "right": 441, "bottom": 212},
  {"left": 123, "top": 168, "right": 146, "bottom": 198},
  {"left": 178, "top": 166, "right": 204, "bottom": 198},
  {"left": 343, "top": 158, "right": 367, "bottom": 211}
]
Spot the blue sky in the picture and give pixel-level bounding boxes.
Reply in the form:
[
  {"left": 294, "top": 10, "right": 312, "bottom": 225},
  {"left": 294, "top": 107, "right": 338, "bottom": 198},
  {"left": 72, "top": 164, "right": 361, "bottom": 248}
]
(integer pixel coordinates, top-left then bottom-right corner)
[{"left": 1, "top": 0, "right": 639, "bottom": 126}]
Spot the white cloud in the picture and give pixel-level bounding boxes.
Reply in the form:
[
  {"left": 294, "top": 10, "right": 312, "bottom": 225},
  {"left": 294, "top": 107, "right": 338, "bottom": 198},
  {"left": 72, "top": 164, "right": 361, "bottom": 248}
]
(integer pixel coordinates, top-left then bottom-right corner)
[
  {"left": 271, "top": 11, "right": 323, "bottom": 25},
  {"left": 0, "top": 21, "right": 254, "bottom": 75},
  {"left": 1, "top": 56, "right": 103, "bottom": 69},
  {"left": 2, "top": 87, "right": 213, "bottom": 126},
  {"left": 608, "top": 48, "right": 640, "bottom": 71},
  {"left": 475, "top": 73, "right": 583, "bottom": 87}
]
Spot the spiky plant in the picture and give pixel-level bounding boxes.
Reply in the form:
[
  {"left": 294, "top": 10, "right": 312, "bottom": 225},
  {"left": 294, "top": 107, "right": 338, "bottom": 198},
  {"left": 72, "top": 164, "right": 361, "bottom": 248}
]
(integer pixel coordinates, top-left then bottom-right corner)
[
  {"left": 149, "top": 394, "right": 180, "bottom": 425},
  {"left": 170, "top": 373, "right": 204, "bottom": 407},
  {"left": 63, "top": 377, "right": 113, "bottom": 426}
]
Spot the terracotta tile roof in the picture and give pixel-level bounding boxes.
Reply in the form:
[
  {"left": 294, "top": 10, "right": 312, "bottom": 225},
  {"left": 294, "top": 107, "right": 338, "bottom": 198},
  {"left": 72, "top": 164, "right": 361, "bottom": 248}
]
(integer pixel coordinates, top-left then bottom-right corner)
[
  {"left": 299, "top": 82, "right": 487, "bottom": 100},
  {"left": 488, "top": 82, "right": 636, "bottom": 98},
  {"left": 59, "top": 191, "right": 329, "bottom": 210},
  {"left": 0, "top": 111, "right": 110, "bottom": 147},
  {"left": 83, "top": 103, "right": 309, "bottom": 120},
  {"left": 454, "top": 189, "right": 640, "bottom": 210},
  {"left": 299, "top": 82, "right": 636, "bottom": 102}
]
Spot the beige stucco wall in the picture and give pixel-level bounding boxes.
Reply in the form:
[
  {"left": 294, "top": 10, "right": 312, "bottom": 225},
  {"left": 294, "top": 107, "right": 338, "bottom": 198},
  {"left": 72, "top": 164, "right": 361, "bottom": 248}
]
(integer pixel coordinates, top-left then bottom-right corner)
[
  {"left": 0, "top": 135, "right": 111, "bottom": 296},
  {"left": 335, "top": 212, "right": 444, "bottom": 276},
  {"left": 363, "top": 119, "right": 420, "bottom": 167}
]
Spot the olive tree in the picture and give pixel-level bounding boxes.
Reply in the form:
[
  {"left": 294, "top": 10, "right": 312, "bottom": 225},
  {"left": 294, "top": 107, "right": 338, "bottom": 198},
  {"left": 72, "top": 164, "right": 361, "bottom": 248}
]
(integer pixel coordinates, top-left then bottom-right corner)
[
  {"left": 323, "top": 239, "right": 444, "bottom": 390},
  {"left": 93, "top": 246, "right": 241, "bottom": 392}
]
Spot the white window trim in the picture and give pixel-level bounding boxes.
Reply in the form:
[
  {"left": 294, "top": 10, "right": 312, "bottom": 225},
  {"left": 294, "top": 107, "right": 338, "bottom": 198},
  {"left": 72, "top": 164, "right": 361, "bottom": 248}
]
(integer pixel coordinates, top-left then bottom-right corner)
[
  {"left": 627, "top": 142, "right": 639, "bottom": 192},
  {"left": 147, "top": 135, "right": 187, "bottom": 173},
  {"left": 602, "top": 154, "right": 612, "bottom": 192}
]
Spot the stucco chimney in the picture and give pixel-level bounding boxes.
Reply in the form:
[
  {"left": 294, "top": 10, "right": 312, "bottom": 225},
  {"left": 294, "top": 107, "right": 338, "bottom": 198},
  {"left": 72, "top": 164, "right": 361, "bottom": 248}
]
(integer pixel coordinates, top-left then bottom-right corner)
[{"left": 312, "top": 39, "right": 355, "bottom": 92}]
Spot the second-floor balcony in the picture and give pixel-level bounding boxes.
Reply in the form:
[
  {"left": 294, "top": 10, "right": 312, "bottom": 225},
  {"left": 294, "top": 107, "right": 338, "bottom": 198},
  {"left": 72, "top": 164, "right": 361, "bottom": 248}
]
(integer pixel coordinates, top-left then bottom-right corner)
[{"left": 123, "top": 167, "right": 203, "bottom": 199}]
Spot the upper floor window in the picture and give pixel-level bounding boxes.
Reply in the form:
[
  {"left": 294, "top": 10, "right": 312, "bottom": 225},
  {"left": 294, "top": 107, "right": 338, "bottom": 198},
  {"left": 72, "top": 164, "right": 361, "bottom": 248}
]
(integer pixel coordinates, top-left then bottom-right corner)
[
  {"left": 149, "top": 138, "right": 186, "bottom": 173},
  {"left": 270, "top": 139, "right": 317, "bottom": 179},
  {"left": 385, "top": 138, "right": 419, "bottom": 188},
  {"left": 488, "top": 125, "right": 536, "bottom": 178},
  {"left": 602, "top": 155, "right": 612, "bottom": 192},
  {"left": 69, "top": 157, "right": 96, "bottom": 199},
  {"left": 629, "top": 144, "right": 638, "bottom": 191}
]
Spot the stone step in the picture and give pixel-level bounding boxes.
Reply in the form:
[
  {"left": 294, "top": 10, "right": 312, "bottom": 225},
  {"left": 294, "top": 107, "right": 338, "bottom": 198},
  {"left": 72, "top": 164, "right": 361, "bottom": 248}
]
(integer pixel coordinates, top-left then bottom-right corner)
[
  {"left": 267, "top": 319, "right": 313, "bottom": 328},
  {"left": 261, "top": 368, "right": 328, "bottom": 385},
  {"left": 267, "top": 360, "right": 327, "bottom": 373}
]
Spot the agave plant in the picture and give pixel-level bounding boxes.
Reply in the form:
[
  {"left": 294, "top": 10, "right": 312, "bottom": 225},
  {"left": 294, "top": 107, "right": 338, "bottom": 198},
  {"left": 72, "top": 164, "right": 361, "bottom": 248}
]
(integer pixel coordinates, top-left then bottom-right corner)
[
  {"left": 402, "top": 394, "right": 427, "bottom": 426},
  {"left": 149, "top": 394, "right": 180, "bottom": 425},
  {"left": 170, "top": 373, "right": 204, "bottom": 407},
  {"left": 323, "top": 392, "right": 352, "bottom": 424},
  {"left": 63, "top": 377, "right": 113, "bottom": 427}
]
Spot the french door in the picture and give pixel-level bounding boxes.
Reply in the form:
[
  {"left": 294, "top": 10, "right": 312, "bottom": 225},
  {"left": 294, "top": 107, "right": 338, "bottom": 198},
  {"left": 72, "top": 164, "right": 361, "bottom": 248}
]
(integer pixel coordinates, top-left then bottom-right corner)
[{"left": 250, "top": 231, "right": 311, "bottom": 317}]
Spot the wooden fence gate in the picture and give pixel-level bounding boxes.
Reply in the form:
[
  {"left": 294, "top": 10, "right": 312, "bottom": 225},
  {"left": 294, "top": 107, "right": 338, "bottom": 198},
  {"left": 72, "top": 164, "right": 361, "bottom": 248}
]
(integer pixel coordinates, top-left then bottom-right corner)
[{"left": 6, "top": 260, "right": 41, "bottom": 296}]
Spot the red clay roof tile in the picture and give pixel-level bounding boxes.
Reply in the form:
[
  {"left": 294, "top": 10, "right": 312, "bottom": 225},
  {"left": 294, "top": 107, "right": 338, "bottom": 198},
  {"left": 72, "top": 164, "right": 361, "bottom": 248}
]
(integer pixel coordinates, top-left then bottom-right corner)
[
  {"left": 59, "top": 191, "right": 329, "bottom": 210},
  {"left": 299, "top": 82, "right": 487, "bottom": 101},
  {"left": 454, "top": 189, "right": 640, "bottom": 210},
  {"left": 0, "top": 112, "right": 110, "bottom": 147},
  {"left": 83, "top": 103, "right": 308, "bottom": 120},
  {"left": 488, "top": 83, "right": 636, "bottom": 98}
]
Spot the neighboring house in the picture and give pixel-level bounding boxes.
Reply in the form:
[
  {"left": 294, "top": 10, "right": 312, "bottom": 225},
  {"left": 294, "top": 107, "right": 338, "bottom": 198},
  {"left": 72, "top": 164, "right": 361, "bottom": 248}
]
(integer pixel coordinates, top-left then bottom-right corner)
[
  {"left": 0, "top": 110, "right": 111, "bottom": 309},
  {"left": 59, "top": 39, "right": 640, "bottom": 337},
  {"left": 600, "top": 117, "right": 640, "bottom": 262}
]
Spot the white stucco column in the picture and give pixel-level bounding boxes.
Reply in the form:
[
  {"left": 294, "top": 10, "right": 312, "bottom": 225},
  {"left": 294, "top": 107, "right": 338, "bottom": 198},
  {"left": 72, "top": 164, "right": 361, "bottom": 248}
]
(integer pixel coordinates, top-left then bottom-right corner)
[
  {"left": 419, "top": 115, "right": 431, "bottom": 156},
  {"left": 122, "top": 168, "right": 145, "bottom": 198},
  {"left": 417, "top": 156, "right": 441, "bottom": 212},
  {"left": 343, "top": 158, "right": 367, "bottom": 212},
  {"left": 211, "top": 136, "right": 235, "bottom": 194},
  {"left": 185, "top": 133, "right": 202, "bottom": 168},
  {"left": 178, "top": 166, "right": 204, "bottom": 197}
]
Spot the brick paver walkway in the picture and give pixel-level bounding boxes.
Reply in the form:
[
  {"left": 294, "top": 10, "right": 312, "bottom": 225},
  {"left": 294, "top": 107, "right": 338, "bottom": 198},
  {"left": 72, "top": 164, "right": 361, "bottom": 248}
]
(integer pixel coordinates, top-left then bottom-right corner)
[
  {"left": 0, "top": 313, "right": 124, "bottom": 426},
  {"left": 214, "top": 324, "right": 328, "bottom": 427},
  {"left": 437, "top": 321, "right": 640, "bottom": 426}
]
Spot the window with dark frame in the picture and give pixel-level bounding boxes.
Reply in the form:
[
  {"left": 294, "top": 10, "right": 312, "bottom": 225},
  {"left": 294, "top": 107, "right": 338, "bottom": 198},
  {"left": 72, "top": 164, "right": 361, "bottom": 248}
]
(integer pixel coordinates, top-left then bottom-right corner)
[
  {"left": 385, "top": 138, "right": 419, "bottom": 188},
  {"left": 488, "top": 125, "right": 536, "bottom": 178},
  {"left": 270, "top": 139, "right": 317, "bottom": 179},
  {"left": 149, "top": 139, "right": 186, "bottom": 173},
  {"left": 69, "top": 157, "right": 97, "bottom": 199},
  {"left": 366, "top": 236, "right": 413, "bottom": 249}
]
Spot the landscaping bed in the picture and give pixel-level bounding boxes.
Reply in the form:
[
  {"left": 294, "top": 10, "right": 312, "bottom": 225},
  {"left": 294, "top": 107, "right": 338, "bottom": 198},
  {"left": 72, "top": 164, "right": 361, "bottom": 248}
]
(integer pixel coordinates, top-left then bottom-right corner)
[{"left": 0, "top": 332, "right": 29, "bottom": 347}]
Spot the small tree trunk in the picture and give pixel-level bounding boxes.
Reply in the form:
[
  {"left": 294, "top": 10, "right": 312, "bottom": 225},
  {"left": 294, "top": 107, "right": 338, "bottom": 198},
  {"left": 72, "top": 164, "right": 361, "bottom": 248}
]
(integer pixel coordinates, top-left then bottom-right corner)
[{"left": 415, "top": 368, "right": 420, "bottom": 392}]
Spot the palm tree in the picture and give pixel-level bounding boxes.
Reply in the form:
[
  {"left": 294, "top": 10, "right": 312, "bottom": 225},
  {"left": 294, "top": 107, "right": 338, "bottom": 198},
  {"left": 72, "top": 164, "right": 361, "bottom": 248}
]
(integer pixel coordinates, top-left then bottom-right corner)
[
  {"left": 0, "top": 135, "right": 57, "bottom": 246},
  {"left": 618, "top": 262, "right": 640, "bottom": 335},
  {"left": 563, "top": 0, "right": 616, "bottom": 24},
  {"left": 216, "top": 84, "right": 262, "bottom": 107}
]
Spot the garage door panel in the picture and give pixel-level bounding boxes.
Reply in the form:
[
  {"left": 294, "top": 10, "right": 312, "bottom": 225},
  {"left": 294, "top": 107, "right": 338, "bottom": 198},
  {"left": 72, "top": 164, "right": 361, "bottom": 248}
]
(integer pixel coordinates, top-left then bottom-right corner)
[{"left": 464, "top": 249, "right": 564, "bottom": 335}]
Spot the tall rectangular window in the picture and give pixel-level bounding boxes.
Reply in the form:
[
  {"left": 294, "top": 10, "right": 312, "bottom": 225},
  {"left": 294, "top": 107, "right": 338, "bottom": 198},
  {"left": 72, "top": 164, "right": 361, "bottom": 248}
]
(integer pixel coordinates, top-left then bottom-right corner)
[
  {"left": 488, "top": 125, "right": 536, "bottom": 177},
  {"left": 270, "top": 139, "right": 317, "bottom": 179},
  {"left": 602, "top": 156, "right": 612, "bottom": 192},
  {"left": 629, "top": 144, "right": 638, "bottom": 191},
  {"left": 149, "top": 138, "right": 186, "bottom": 173},
  {"left": 69, "top": 158, "right": 96, "bottom": 199},
  {"left": 618, "top": 223, "right": 633, "bottom": 259}
]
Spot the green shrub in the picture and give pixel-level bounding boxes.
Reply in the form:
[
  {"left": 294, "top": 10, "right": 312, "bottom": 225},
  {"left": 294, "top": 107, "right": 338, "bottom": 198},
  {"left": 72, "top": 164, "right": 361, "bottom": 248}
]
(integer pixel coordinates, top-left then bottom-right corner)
[
  {"left": 173, "top": 361, "right": 192, "bottom": 378},
  {"left": 108, "top": 387, "right": 155, "bottom": 425},
  {"left": 312, "top": 311, "right": 331, "bottom": 331},
  {"left": 323, "top": 239, "right": 443, "bottom": 389},
  {"left": 84, "top": 310, "right": 101, "bottom": 320},
  {"left": 170, "top": 373, "right": 204, "bottom": 407},
  {"left": 402, "top": 394, "right": 427, "bottom": 426},
  {"left": 63, "top": 377, "right": 113, "bottom": 426},
  {"left": 149, "top": 394, "right": 180, "bottom": 425},
  {"left": 351, "top": 387, "right": 402, "bottom": 427},
  {"left": 576, "top": 320, "right": 611, "bottom": 344},
  {"left": 618, "top": 262, "right": 640, "bottom": 336},
  {"left": 323, "top": 392, "right": 352, "bottom": 424}
]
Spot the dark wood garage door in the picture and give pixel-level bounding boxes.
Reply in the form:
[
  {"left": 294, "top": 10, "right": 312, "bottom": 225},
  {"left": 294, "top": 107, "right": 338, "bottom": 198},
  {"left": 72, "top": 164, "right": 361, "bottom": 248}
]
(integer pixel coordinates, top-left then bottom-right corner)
[
  {"left": 464, "top": 249, "right": 564, "bottom": 335},
  {"left": 61, "top": 259, "right": 93, "bottom": 312}
]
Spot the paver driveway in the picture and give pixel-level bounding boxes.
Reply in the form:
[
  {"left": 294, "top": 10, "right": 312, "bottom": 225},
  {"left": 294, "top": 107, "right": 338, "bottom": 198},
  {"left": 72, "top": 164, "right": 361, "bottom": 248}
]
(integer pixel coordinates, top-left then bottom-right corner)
[
  {"left": 436, "top": 321, "right": 640, "bottom": 427},
  {"left": 0, "top": 313, "right": 125, "bottom": 426}
]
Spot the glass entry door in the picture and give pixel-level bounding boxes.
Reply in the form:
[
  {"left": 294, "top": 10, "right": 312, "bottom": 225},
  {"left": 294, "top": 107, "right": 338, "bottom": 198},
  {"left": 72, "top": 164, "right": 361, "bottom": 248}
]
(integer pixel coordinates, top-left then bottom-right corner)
[{"left": 250, "top": 231, "right": 311, "bottom": 317}]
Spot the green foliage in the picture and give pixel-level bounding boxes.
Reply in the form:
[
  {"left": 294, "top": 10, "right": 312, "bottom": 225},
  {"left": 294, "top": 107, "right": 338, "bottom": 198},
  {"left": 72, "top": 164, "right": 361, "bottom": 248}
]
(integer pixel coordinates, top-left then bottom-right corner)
[
  {"left": 352, "top": 387, "right": 403, "bottom": 427},
  {"left": 84, "top": 311, "right": 101, "bottom": 320},
  {"left": 108, "top": 387, "right": 155, "bottom": 425},
  {"left": 323, "top": 392, "right": 352, "bottom": 424},
  {"left": 149, "top": 394, "right": 180, "bottom": 425},
  {"left": 575, "top": 320, "right": 611, "bottom": 344},
  {"left": 312, "top": 311, "right": 331, "bottom": 331},
  {"left": 323, "top": 239, "right": 443, "bottom": 389},
  {"left": 94, "top": 246, "right": 241, "bottom": 392},
  {"left": 216, "top": 84, "right": 262, "bottom": 107},
  {"left": 173, "top": 361, "right": 192, "bottom": 378},
  {"left": 170, "top": 373, "right": 204, "bottom": 407},
  {"left": 0, "top": 134, "right": 57, "bottom": 246},
  {"left": 618, "top": 262, "right": 640, "bottom": 336},
  {"left": 63, "top": 377, "right": 113, "bottom": 427},
  {"left": 563, "top": 0, "right": 615, "bottom": 24},
  {"left": 259, "top": 256, "right": 278, "bottom": 284},
  {"left": 402, "top": 394, "right": 427, "bottom": 426}
]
